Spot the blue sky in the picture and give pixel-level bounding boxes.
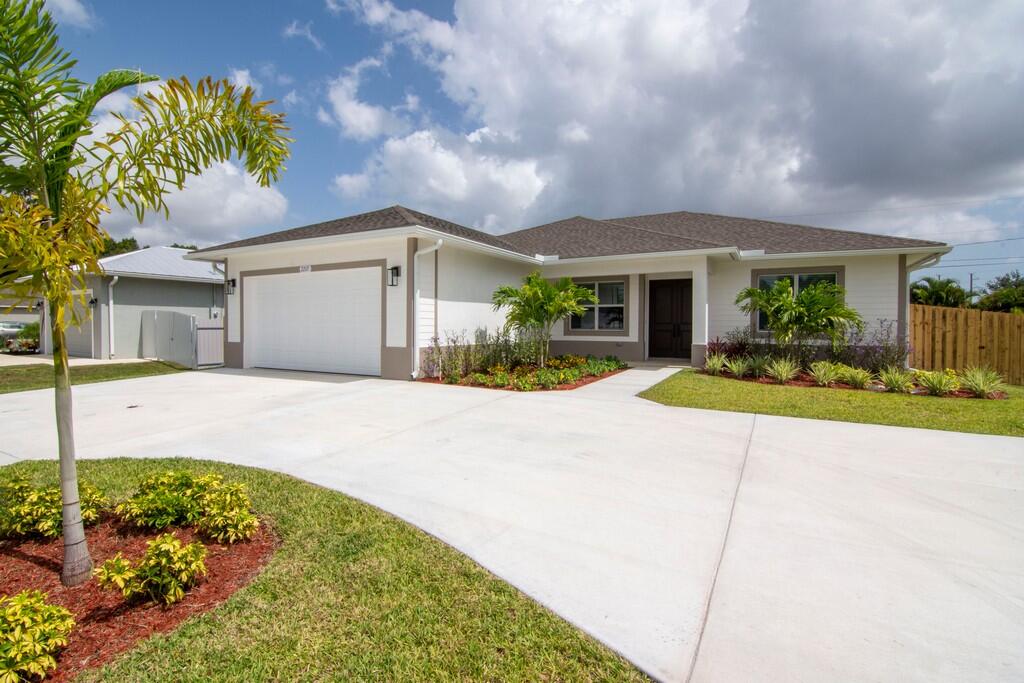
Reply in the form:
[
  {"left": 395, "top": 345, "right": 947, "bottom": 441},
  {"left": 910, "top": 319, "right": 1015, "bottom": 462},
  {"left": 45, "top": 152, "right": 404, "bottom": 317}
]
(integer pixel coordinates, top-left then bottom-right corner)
[{"left": 49, "top": 0, "right": 1024, "bottom": 291}]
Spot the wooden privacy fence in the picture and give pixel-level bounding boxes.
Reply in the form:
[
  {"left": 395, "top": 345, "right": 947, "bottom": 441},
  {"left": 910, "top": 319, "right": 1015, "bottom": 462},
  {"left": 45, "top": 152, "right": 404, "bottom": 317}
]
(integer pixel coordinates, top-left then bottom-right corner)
[{"left": 910, "top": 304, "right": 1024, "bottom": 385}]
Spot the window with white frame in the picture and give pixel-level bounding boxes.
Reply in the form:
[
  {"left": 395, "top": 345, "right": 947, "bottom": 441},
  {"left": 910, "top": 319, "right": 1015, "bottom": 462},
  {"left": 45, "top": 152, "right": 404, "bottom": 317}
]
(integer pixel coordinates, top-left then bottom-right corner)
[
  {"left": 756, "top": 271, "right": 838, "bottom": 331},
  {"left": 569, "top": 280, "right": 625, "bottom": 331}
]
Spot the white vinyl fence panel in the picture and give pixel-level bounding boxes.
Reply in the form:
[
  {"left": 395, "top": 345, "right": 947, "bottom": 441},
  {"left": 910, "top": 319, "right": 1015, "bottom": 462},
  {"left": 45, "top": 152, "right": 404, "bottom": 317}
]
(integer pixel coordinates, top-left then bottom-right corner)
[{"left": 141, "top": 310, "right": 223, "bottom": 369}]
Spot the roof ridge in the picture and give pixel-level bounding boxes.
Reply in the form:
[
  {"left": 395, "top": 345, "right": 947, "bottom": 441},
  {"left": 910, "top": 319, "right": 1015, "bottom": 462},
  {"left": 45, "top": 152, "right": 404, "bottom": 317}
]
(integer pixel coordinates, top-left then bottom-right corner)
[
  {"left": 611, "top": 208, "right": 944, "bottom": 246},
  {"left": 593, "top": 216, "right": 726, "bottom": 249},
  {"left": 392, "top": 204, "right": 420, "bottom": 225}
]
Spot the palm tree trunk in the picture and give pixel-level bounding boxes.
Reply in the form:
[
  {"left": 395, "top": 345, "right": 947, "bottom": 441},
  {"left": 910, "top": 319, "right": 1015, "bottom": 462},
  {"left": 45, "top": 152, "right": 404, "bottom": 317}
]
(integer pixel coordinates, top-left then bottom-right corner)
[{"left": 51, "top": 302, "right": 93, "bottom": 586}]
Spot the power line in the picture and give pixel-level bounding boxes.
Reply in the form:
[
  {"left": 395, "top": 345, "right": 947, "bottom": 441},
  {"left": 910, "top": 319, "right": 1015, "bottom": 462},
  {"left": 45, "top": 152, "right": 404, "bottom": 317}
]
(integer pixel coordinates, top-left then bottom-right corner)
[
  {"left": 940, "top": 254, "right": 1024, "bottom": 263},
  {"left": 950, "top": 236, "right": 1024, "bottom": 247},
  {"left": 764, "top": 195, "right": 1024, "bottom": 220}
]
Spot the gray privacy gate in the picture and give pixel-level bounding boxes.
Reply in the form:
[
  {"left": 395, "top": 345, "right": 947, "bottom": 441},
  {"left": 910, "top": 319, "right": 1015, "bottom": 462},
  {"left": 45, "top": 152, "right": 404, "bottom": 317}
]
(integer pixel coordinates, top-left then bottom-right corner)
[{"left": 141, "top": 310, "right": 223, "bottom": 369}]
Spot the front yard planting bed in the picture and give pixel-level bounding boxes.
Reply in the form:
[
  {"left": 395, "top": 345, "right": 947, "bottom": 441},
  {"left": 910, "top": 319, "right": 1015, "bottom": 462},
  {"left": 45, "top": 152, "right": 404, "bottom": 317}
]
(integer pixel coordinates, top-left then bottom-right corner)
[
  {"left": 1, "top": 517, "right": 276, "bottom": 681},
  {"left": 422, "top": 354, "right": 628, "bottom": 392},
  {"left": 641, "top": 370, "right": 1024, "bottom": 437},
  {"left": 0, "top": 361, "right": 183, "bottom": 394},
  {"left": 1, "top": 459, "right": 647, "bottom": 682}
]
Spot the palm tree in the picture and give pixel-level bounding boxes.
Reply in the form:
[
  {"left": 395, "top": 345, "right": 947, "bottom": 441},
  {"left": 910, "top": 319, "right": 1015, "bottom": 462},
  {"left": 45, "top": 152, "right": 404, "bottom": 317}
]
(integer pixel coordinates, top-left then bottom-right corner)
[
  {"left": 735, "top": 278, "right": 863, "bottom": 351},
  {"left": 492, "top": 271, "right": 597, "bottom": 366},
  {"left": 910, "top": 276, "right": 968, "bottom": 307},
  {"left": 0, "top": 0, "right": 290, "bottom": 586}
]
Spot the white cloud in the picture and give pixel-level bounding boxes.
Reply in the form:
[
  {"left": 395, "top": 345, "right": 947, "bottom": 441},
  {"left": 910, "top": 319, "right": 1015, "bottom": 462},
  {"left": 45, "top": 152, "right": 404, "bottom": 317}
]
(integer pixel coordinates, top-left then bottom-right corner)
[
  {"left": 332, "top": 129, "right": 547, "bottom": 230},
  {"left": 319, "top": 56, "right": 409, "bottom": 141},
  {"left": 44, "top": 0, "right": 93, "bottom": 28},
  {"left": 257, "top": 63, "right": 294, "bottom": 87},
  {"left": 229, "top": 68, "right": 262, "bottom": 95},
  {"left": 283, "top": 19, "right": 324, "bottom": 51},
  {"left": 283, "top": 90, "right": 302, "bottom": 107},
  {"left": 103, "top": 161, "right": 288, "bottom": 247},
  {"left": 335, "top": 0, "right": 1024, "bottom": 240},
  {"left": 325, "top": 0, "right": 343, "bottom": 15}
]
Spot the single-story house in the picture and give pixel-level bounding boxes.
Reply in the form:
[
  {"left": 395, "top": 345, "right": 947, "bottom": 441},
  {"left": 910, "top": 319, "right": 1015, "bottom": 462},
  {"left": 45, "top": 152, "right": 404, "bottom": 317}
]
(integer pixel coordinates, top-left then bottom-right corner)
[
  {"left": 42, "top": 246, "right": 225, "bottom": 359},
  {"left": 186, "top": 205, "right": 950, "bottom": 379}
]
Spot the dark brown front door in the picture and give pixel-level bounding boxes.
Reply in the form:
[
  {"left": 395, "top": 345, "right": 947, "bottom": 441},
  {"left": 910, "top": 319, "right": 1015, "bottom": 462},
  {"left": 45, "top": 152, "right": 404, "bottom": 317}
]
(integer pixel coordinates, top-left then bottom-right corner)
[{"left": 648, "top": 279, "right": 693, "bottom": 358}]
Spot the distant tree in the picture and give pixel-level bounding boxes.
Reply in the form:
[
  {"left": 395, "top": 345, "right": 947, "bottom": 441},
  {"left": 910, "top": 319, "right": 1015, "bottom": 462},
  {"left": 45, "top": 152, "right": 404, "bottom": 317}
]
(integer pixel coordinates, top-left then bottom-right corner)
[
  {"left": 977, "top": 269, "right": 1024, "bottom": 313},
  {"left": 101, "top": 235, "right": 141, "bottom": 256},
  {"left": 910, "top": 276, "right": 968, "bottom": 307},
  {"left": 169, "top": 242, "right": 197, "bottom": 250}
]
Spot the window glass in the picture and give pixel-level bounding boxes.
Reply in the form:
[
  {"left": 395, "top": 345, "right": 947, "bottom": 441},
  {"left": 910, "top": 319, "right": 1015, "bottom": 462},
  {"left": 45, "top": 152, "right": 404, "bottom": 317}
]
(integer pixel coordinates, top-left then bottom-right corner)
[
  {"left": 598, "top": 281, "right": 624, "bottom": 305},
  {"left": 598, "top": 306, "right": 624, "bottom": 330},
  {"left": 758, "top": 274, "right": 791, "bottom": 292},
  {"left": 798, "top": 273, "right": 837, "bottom": 290},
  {"left": 570, "top": 308, "right": 596, "bottom": 330}
]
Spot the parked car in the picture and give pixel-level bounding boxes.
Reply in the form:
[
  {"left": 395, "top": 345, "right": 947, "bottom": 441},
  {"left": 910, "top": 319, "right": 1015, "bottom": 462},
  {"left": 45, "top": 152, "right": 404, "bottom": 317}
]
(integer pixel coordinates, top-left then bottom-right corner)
[{"left": 0, "top": 321, "right": 26, "bottom": 339}]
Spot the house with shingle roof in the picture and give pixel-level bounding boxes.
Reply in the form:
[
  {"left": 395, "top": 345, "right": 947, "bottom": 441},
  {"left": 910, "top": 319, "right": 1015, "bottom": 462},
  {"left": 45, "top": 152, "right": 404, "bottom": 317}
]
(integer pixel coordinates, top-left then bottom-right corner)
[{"left": 187, "top": 205, "right": 949, "bottom": 378}]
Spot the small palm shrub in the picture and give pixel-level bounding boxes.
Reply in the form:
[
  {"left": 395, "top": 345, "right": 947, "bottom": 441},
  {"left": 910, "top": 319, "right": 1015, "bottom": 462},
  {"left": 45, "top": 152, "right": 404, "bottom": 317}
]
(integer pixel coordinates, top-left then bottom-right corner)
[
  {"left": 878, "top": 366, "right": 913, "bottom": 393},
  {"left": 915, "top": 369, "right": 959, "bottom": 396},
  {"left": 116, "top": 471, "right": 258, "bottom": 543},
  {"left": 840, "top": 366, "right": 875, "bottom": 389},
  {"left": 809, "top": 361, "right": 841, "bottom": 387},
  {"left": 0, "top": 590, "right": 75, "bottom": 682},
  {"left": 958, "top": 366, "right": 1006, "bottom": 398},
  {"left": 95, "top": 533, "right": 207, "bottom": 606},
  {"left": 704, "top": 352, "right": 728, "bottom": 376},
  {"left": 748, "top": 354, "right": 770, "bottom": 378},
  {"left": 724, "top": 356, "right": 751, "bottom": 378},
  {"left": 765, "top": 356, "right": 799, "bottom": 384},
  {"left": 0, "top": 480, "right": 106, "bottom": 539}
]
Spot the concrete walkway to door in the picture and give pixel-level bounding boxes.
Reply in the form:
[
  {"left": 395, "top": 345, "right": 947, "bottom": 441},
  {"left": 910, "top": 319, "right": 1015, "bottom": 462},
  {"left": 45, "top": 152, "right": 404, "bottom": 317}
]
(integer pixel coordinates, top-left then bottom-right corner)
[{"left": 1, "top": 366, "right": 1022, "bottom": 682}]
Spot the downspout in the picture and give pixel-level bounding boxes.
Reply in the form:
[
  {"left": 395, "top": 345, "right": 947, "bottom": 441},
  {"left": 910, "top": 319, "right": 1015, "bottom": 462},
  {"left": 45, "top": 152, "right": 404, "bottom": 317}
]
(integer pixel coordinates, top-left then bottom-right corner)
[
  {"left": 107, "top": 276, "right": 119, "bottom": 358},
  {"left": 411, "top": 238, "right": 443, "bottom": 379}
]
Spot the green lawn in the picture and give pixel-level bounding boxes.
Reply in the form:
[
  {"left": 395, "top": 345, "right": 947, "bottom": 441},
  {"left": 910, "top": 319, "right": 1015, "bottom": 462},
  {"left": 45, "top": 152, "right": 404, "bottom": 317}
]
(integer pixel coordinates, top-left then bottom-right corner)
[
  {"left": 640, "top": 370, "right": 1024, "bottom": 437},
  {"left": 1, "top": 459, "right": 646, "bottom": 682},
  {"left": 0, "top": 360, "right": 182, "bottom": 394}
]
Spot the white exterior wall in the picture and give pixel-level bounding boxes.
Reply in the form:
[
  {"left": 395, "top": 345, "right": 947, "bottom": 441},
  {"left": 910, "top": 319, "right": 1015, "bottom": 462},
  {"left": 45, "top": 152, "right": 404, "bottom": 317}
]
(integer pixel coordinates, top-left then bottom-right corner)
[
  {"left": 416, "top": 244, "right": 437, "bottom": 348},
  {"left": 225, "top": 236, "right": 408, "bottom": 348},
  {"left": 707, "top": 254, "right": 901, "bottom": 340},
  {"left": 433, "top": 245, "right": 532, "bottom": 341}
]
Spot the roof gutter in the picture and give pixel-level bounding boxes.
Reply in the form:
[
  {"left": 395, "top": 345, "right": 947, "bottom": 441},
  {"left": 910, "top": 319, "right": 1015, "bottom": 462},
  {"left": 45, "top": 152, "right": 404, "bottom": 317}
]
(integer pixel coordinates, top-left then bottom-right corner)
[
  {"left": 411, "top": 238, "right": 443, "bottom": 379},
  {"left": 539, "top": 246, "right": 739, "bottom": 265},
  {"left": 733, "top": 245, "right": 952, "bottom": 260}
]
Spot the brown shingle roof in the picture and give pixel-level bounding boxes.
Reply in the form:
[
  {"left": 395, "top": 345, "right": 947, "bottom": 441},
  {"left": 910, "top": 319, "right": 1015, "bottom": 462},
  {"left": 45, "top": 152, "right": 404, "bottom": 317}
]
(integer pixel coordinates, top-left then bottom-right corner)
[
  {"left": 193, "top": 205, "right": 946, "bottom": 259},
  {"left": 603, "top": 209, "right": 945, "bottom": 255},
  {"left": 191, "top": 205, "right": 526, "bottom": 255}
]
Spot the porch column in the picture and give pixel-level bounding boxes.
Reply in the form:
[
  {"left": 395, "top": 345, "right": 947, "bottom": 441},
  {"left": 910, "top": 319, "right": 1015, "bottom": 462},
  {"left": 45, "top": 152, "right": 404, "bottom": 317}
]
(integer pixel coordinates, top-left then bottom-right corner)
[{"left": 691, "top": 257, "right": 709, "bottom": 366}]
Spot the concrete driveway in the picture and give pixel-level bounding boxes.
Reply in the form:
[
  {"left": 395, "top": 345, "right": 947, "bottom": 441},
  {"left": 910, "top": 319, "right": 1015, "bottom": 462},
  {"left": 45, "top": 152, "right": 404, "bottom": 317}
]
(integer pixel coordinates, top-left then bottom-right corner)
[{"left": 2, "top": 367, "right": 1022, "bottom": 682}]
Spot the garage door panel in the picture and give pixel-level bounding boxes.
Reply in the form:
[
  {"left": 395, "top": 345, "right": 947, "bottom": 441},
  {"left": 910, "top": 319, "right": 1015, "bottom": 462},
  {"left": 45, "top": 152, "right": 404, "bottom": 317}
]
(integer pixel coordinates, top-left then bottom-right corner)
[{"left": 245, "top": 267, "right": 382, "bottom": 375}]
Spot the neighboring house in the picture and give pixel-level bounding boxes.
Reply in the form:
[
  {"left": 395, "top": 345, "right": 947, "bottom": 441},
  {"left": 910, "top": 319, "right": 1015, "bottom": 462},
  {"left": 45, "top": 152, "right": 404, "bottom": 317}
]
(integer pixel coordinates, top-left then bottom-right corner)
[
  {"left": 187, "top": 205, "right": 950, "bottom": 379},
  {"left": 42, "top": 246, "right": 225, "bottom": 359}
]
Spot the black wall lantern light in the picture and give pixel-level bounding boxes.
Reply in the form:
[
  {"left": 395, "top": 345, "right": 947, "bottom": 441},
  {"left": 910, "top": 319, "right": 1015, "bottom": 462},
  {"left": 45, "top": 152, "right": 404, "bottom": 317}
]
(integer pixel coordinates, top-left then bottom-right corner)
[
  {"left": 387, "top": 266, "right": 401, "bottom": 287},
  {"left": 225, "top": 278, "right": 237, "bottom": 295}
]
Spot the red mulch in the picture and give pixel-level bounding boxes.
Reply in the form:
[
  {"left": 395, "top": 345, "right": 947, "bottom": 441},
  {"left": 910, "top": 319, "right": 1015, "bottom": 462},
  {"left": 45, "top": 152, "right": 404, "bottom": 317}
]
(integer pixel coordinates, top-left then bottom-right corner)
[
  {"left": 707, "top": 370, "right": 1009, "bottom": 399},
  {"left": 0, "top": 516, "right": 277, "bottom": 681},
  {"left": 417, "top": 367, "right": 627, "bottom": 391}
]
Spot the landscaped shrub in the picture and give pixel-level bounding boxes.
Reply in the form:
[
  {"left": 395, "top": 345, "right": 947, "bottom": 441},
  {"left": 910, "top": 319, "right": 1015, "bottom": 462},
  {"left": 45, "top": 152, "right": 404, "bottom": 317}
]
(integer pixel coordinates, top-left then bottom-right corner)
[
  {"left": 878, "top": 366, "right": 914, "bottom": 393},
  {"left": 915, "top": 369, "right": 959, "bottom": 396},
  {"left": 724, "top": 356, "right": 751, "bottom": 378},
  {"left": 535, "top": 367, "right": 560, "bottom": 389},
  {"left": 116, "top": 471, "right": 258, "bottom": 543},
  {"left": 809, "top": 360, "right": 841, "bottom": 387},
  {"left": 510, "top": 375, "right": 537, "bottom": 392},
  {"left": 95, "top": 533, "right": 207, "bottom": 606},
  {"left": 547, "top": 354, "right": 587, "bottom": 370},
  {"left": 829, "top": 319, "right": 909, "bottom": 373},
  {"left": 840, "top": 366, "right": 875, "bottom": 389},
  {"left": 0, "top": 480, "right": 106, "bottom": 539},
  {"left": 748, "top": 354, "right": 770, "bottom": 378},
  {"left": 765, "top": 357, "right": 799, "bottom": 384},
  {"left": 704, "top": 352, "right": 728, "bottom": 376},
  {"left": 0, "top": 590, "right": 75, "bottom": 682},
  {"left": 958, "top": 366, "right": 1006, "bottom": 398}
]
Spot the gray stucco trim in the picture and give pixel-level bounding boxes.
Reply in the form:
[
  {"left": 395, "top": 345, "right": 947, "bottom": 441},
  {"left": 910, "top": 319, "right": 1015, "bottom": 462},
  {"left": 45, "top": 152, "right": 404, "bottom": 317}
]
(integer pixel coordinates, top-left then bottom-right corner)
[
  {"left": 549, "top": 338, "right": 646, "bottom": 362},
  {"left": 748, "top": 265, "right": 846, "bottom": 337},
  {"left": 690, "top": 343, "right": 706, "bottom": 367},
  {"left": 236, "top": 259, "right": 410, "bottom": 379},
  {"left": 562, "top": 274, "right": 630, "bottom": 337},
  {"left": 897, "top": 254, "right": 908, "bottom": 347}
]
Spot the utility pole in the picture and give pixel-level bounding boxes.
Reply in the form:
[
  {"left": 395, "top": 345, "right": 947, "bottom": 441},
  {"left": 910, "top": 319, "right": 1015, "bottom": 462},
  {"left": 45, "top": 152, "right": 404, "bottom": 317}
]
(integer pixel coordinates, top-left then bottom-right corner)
[{"left": 968, "top": 272, "right": 974, "bottom": 304}]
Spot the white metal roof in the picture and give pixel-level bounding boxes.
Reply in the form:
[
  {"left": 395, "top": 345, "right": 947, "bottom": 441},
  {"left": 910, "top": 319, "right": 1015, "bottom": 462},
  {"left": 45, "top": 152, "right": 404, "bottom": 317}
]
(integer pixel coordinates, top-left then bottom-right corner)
[{"left": 100, "top": 247, "right": 223, "bottom": 283}]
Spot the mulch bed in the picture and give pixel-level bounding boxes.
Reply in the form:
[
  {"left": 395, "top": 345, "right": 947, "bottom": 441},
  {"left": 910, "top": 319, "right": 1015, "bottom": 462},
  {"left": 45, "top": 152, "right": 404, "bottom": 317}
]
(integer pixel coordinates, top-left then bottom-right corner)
[
  {"left": 707, "top": 370, "right": 1009, "bottom": 399},
  {"left": 0, "top": 516, "right": 277, "bottom": 681},
  {"left": 418, "top": 367, "right": 627, "bottom": 392}
]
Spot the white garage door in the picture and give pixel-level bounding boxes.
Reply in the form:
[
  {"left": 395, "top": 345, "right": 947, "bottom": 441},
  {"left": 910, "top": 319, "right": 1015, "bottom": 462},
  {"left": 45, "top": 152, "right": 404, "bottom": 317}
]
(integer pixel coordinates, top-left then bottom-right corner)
[{"left": 245, "top": 267, "right": 382, "bottom": 375}]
